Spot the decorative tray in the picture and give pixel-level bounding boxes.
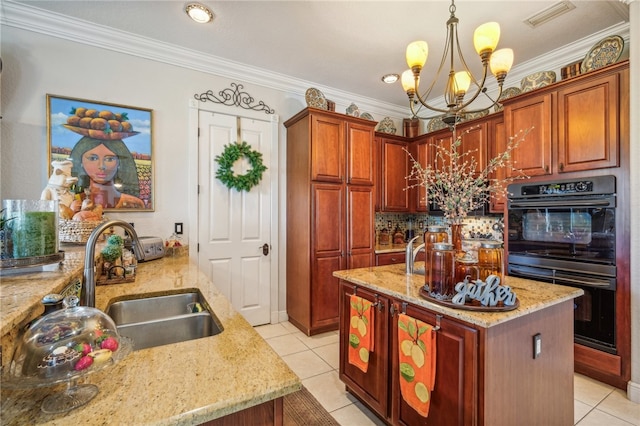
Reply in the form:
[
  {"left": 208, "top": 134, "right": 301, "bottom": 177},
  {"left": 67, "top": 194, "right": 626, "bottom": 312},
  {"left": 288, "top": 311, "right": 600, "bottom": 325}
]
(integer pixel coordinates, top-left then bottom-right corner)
[
  {"left": 419, "top": 287, "right": 519, "bottom": 312},
  {"left": 0, "top": 251, "right": 65, "bottom": 270}
]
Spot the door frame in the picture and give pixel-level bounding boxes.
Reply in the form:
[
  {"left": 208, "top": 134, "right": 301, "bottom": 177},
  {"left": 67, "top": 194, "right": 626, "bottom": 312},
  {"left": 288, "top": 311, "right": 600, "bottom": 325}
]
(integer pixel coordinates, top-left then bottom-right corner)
[{"left": 188, "top": 98, "right": 281, "bottom": 324}]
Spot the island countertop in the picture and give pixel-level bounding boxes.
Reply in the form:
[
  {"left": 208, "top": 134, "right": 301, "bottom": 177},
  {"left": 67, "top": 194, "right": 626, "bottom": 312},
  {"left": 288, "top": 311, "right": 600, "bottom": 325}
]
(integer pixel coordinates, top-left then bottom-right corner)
[
  {"left": 1, "top": 250, "right": 301, "bottom": 425},
  {"left": 333, "top": 262, "right": 583, "bottom": 328}
]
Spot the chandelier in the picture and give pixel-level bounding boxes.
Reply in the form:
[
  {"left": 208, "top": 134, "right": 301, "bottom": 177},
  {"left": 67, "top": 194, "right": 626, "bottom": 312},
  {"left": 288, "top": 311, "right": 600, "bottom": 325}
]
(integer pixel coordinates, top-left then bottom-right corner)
[{"left": 401, "top": 0, "right": 514, "bottom": 125}]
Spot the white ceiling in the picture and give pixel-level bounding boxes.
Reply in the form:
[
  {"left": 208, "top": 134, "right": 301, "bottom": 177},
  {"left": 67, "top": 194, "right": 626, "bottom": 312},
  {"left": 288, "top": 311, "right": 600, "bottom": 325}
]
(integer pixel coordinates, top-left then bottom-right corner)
[{"left": 5, "top": 1, "right": 631, "bottom": 111}]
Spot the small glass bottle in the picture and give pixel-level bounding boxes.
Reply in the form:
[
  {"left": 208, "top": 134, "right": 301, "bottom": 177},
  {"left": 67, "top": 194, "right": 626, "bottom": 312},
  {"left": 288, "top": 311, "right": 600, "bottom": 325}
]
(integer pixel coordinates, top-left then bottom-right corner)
[
  {"left": 478, "top": 241, "right": 504, "bottom": 283},
  {"left": 427, "top": 242, "right": 456, "bottom": 300}
]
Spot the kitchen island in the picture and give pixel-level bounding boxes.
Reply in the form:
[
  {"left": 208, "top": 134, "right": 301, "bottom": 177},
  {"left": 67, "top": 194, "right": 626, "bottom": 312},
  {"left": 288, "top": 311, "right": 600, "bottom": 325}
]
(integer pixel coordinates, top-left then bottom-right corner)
[
  {"left": 1, "top": 248, "right": 300, "bottom": 425},
  {"left": 334, "top": 263, "right": 583, "bottom": 426}
]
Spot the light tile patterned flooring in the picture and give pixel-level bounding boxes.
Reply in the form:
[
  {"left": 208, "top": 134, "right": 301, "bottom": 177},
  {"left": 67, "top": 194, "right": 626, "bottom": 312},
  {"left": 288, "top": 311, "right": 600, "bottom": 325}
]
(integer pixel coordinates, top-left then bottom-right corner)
[{"left": 255, "top": 321, "right": 640, "bottom": 426}]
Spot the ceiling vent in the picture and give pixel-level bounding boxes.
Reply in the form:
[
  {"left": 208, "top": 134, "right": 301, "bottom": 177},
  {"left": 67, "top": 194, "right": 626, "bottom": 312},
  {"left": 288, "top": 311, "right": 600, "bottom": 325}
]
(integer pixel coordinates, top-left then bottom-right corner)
[{"left": 524, "top": 1, "right": 576, "bottom": 28}]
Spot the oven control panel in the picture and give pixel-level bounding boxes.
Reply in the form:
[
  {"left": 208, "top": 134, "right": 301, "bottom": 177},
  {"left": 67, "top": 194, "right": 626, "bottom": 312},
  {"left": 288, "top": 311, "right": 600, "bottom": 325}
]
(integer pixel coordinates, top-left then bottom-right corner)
[{"left": 521, "top": 180, "right": 593, "bottom": 196}]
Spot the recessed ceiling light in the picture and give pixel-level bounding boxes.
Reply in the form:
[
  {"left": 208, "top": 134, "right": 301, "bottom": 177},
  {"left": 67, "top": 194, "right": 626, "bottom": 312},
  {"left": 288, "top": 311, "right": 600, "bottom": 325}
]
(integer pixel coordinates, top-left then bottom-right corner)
[
  {"left": 381, "top": 74, "right": 400, "bottom": 84},
  {"left": 186, "top": 3, "right": 214, "bottom": 24}
]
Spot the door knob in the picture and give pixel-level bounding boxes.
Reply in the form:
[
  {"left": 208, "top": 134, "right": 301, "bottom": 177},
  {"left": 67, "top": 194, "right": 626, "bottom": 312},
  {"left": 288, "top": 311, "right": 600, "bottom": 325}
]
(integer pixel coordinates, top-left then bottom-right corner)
[{"left": 260, "top": 243, "right": 270, "bottom": 256}]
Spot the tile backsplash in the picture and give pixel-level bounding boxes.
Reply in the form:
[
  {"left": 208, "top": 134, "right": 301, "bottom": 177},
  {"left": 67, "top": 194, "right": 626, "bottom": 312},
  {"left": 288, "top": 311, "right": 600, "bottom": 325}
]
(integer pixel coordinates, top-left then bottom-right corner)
[{"left": 375, "top": 212, "right": 504, "bottom": 242}]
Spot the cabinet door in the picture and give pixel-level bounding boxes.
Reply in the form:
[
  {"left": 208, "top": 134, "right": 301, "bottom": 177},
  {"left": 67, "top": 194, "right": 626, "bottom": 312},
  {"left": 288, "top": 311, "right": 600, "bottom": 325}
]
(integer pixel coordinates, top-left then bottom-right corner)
[
  {"left": 347, "top": 185, "right": 374, "bottom": 269},
  {"left": 557, "top": 73, "right": 619, "bottom": 172},
  {"left": 339, "top": 281, "right": 390, "bottom": 418},
  {"left": 504, "top": 93, "right": 553, "bottom": 177},
  {"left": 413, "top": 137, "right": 430, "bottom": 212},
  {"left": 390, "top": 303, "right": 478, "bottom": 426},
  {"left": 381, "top": 138, "right": 411, "bottom": 211},
  {"left": 488, "top": 115, "right": 507, "bottom": 213},
  {"left": 311, "top": 184, "right": 345, "bottom": 329},
  {"left": 457, "top": 122, "right": 487, "bottom": 177},
  {"left": 311, "top": 114, "right": 344, "bottom": 183},
  {"left": 347, "top": 122, "right": 375, "bottom": 185}
]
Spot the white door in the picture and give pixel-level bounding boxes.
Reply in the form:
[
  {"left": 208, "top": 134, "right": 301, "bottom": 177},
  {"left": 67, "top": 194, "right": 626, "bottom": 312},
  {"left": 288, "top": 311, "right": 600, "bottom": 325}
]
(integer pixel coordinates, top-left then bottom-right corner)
[{"left": 197, "top": 111, "right": 272, "bottom": 325}]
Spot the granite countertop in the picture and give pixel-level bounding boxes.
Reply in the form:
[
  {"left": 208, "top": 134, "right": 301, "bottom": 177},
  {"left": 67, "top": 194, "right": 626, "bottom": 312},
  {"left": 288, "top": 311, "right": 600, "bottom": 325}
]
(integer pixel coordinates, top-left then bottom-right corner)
[
  {"left": 333, "top": 262, "right": 583, "bottom": 328},
  {"left": 374, "top": 243, "right": 407, "bottom": 254},
  {"left": 1, "top": 249, "right": 301, "bottom": 425}
]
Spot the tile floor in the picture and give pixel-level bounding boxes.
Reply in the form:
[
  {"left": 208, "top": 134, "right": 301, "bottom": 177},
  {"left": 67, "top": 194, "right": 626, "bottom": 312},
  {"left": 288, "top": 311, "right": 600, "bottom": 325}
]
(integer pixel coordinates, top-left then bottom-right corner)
[{"left": 255, "top": 321, "right": 640, "bottom": 426}]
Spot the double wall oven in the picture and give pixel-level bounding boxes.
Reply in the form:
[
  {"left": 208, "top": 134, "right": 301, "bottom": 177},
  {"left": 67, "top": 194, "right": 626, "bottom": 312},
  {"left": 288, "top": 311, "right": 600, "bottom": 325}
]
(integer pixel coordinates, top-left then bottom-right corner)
[{"left": 506, "top": 176, "right": 616, "bottom": 354}]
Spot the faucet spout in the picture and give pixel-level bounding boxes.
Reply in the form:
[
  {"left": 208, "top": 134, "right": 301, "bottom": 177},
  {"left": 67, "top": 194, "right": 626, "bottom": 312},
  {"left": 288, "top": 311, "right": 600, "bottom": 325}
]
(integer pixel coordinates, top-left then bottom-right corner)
[
  {"left": 405, "top": 236, "right": 420, "bottom": 275},
  {"left": 82, "top": 220, "right": 146, "bottom": 307}
]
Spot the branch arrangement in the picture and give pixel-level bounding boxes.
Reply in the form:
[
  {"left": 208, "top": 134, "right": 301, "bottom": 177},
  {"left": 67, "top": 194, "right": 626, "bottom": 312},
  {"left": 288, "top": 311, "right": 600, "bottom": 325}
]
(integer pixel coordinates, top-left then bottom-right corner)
[{"left": 406, "top": 126, "right": 533, "bottom": 224}]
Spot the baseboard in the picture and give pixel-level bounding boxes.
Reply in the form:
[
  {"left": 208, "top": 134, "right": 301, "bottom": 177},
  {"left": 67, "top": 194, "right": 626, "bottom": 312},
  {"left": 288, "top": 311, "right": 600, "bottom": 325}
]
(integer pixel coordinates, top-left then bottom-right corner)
[
  {"left": 627, "top": 380, "right": 640, "bottom": 403},
  {"left": 271, "top": 310, "right": 289, "bottom": 324}
]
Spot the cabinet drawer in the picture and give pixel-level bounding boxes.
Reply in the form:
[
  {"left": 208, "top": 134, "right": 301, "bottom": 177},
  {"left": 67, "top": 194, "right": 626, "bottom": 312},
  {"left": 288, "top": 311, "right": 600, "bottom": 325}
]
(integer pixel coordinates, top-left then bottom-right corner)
[{"left": 375, "top": 252, "right": 406, "bottom": 266}]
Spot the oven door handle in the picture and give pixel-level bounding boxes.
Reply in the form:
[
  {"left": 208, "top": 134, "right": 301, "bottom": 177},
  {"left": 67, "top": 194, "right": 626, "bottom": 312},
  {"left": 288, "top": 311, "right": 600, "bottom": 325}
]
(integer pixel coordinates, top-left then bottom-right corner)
[
  {"left": 509, "top": 266, "right": 614, "bottom": 289},
  {"left": 509, "top": 199, "right": 613, "bottom": 208}
]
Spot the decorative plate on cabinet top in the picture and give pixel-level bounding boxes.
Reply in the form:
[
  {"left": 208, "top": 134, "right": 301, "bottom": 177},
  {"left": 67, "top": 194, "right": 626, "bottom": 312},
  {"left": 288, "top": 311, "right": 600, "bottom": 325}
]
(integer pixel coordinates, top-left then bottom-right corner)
[
  {"left": 520, "top": 71, "right": 556, "bottom": 93},
  {"left": 427, "top": 116, "right": 447, "bottom": 133},
  {"left": 462, "top": 109, "right": 490, "bottom": 121},
  {"left": 360, "top": 112, "right": 374, "bottom": 121},
  {"left": 305, "top": 88, "right": 328, "bottom": 110},
  {"left": 346, "top": 103, "right": 360, "bottom": 117},
  {"left": 377, "top": 117, "right": 396, "bottom": 134},
  {"left": 581, "top": 35, "right": 624, "bottom": 73},
  {"left": 494, "top": 87, "right": 522, "bottom": 112}
]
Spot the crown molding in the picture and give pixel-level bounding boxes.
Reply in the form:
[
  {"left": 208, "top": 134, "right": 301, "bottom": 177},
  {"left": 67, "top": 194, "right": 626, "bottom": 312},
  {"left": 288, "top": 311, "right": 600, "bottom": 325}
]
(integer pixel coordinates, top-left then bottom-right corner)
[{"left": 1, "top": 0, "right": 630, "bottom": 119}]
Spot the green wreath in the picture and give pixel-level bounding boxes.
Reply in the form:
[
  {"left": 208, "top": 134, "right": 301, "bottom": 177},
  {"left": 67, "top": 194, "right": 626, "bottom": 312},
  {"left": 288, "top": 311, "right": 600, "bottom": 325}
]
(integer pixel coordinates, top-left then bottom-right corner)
[{"left": 215, "top": 141, "right": 267, "bottom": 191}]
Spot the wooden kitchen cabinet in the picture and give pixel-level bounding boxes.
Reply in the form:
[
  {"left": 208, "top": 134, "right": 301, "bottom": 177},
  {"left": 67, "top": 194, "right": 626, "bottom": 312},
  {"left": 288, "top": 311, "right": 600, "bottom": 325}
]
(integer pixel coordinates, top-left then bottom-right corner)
[
  {"left": 390, "top": 301, "right": 478, "bottom": 426},
  {"left": 503, "top": 92, "right": 553, "bottom": 177},
  {"left": 503, "top": 60, "right": 627, "bottom": 177},
  {"left": 488, "top": 114, "right": 507, "bottom": 213},
  {"left": 556, "top": 72, "right": 620, "bottom": 172},
  {"left": 337, "top": 273, "right": 576, "bottom": 426},
  {"left": 340, "top": 282, "right": 391, "bottom": 417},
  {"left": 285, "top": 108, "right": 376, "bottom": 335},
  {"left": 338, "top": 281, "right": 478, "bottom": 425},
  {"left": 377, "top": 133, "right": 411, "bottom": 212}
]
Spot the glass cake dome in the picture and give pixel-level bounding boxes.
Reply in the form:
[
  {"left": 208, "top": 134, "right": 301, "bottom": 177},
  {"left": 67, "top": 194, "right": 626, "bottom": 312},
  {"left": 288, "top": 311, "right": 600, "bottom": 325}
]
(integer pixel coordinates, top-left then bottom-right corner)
[{"left": 3, "top": 295, "right": 132, "bottom": 413}]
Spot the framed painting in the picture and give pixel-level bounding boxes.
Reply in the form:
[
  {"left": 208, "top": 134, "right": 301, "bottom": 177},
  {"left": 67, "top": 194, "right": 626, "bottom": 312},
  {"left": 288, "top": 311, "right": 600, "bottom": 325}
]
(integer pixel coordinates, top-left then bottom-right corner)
[{"left": 47, "top": 94, "right": 154, "bottom": 211}]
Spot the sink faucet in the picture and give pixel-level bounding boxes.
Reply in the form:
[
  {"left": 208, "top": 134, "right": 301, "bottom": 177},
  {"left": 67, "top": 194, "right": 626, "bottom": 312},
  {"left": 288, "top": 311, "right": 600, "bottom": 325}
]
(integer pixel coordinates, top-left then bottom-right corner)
[
  {"left": 405, "top": 236, "right": 425, "bottom": 275},
  {"left": 83, "top": 220, "right": 146, "bottom": 307}
]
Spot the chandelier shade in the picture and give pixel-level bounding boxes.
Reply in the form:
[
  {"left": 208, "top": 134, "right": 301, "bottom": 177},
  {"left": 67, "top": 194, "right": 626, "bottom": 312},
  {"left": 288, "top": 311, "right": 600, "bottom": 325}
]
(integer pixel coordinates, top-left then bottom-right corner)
[{"left": 402, "top": 0, "right": 513, "bottom": 125}]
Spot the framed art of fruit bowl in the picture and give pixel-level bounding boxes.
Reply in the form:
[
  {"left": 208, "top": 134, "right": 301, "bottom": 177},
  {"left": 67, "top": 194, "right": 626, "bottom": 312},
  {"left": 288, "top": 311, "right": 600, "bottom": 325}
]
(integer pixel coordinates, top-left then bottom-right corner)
[{"left": 47, "top": 95, "right": 154, "bottom": 211}]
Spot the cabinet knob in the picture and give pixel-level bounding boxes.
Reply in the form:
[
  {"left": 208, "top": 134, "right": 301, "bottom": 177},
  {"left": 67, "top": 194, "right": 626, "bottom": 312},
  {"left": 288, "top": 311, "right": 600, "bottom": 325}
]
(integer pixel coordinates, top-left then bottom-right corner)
[{"left": 559, "top": 163, "right": 564, "bottom": 172}]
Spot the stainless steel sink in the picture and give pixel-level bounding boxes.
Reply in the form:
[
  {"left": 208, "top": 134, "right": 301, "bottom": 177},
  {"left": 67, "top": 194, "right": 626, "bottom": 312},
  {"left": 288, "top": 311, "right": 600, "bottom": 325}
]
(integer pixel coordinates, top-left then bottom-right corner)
[
  {"left": 115, "top": 312, "right": 223, "bottom": 351},
  {"left": 106, "top": 291, "right": 208, "bottom": 324},
  {"left": 105, "top": 290, "right": 224, "bottom": 351}
]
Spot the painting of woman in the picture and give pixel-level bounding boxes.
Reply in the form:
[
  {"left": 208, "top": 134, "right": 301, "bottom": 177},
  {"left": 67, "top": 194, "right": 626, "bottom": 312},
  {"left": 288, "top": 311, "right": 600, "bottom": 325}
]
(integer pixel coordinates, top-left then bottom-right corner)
[
  {"left": 69, "top": 137, "right": 145, "bottom": 209},
  {"left": 47, "top": 95, "right": 154, "bottom": 211}
]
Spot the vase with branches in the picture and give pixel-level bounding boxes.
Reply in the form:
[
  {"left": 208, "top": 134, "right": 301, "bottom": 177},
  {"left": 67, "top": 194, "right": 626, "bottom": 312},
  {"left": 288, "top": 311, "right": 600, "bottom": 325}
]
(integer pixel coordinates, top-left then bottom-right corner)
[{"left": 406, "top": 126, "right": 533, "bottom": 227}]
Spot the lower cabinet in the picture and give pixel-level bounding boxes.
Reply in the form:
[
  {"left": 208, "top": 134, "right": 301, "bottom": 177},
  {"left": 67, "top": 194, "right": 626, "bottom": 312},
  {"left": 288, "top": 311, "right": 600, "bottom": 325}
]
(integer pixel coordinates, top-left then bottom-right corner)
[
  {"left": 338, "top": 280, "right": 575, "bottom": 426},
  {"left": 339, "top": 281, "right": 478, "bottom": 425}
]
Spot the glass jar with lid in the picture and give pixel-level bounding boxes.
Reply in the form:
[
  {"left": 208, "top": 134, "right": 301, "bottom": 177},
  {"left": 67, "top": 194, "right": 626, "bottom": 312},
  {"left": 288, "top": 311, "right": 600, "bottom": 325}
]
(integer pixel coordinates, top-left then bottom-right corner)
[
  {"left": 454, "top": 253, "right": 479, "bottom": 285},
  {"left": 478, "top": 240, "right": 504, "bottom": 283},
  {"left": 427, "top": 242, "right": 456, "bottom": 301},
  {"left": 423, "top": 225, "right": 448, "bottom": 258}
]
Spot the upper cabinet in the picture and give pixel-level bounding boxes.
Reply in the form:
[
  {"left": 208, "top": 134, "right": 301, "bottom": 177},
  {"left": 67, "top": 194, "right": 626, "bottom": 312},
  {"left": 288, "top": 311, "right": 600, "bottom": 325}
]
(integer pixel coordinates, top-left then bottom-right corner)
[
  {"left": 503, "top": 60, "right": 627, "bottom": 177},
  {"left": 377, "top": 133, "right": 411, "bottom": 212}
]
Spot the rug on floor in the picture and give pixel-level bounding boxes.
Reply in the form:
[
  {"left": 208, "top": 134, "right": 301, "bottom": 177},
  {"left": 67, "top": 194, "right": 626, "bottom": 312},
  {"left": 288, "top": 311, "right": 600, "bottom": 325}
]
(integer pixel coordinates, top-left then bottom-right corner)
[{"left": 283, "top": 386, "right": 340, "bottom": 426}]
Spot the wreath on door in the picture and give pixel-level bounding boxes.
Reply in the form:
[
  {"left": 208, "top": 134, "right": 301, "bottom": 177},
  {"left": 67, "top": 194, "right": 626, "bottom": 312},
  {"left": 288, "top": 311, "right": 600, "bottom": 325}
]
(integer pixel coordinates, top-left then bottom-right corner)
[{"left": 215, "top": 141, "right": 267, "bottom": 192}]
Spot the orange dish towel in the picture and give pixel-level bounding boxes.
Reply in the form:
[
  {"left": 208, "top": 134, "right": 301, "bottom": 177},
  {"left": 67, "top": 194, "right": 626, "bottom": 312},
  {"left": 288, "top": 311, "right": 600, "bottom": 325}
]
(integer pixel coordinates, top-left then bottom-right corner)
[
  {"left": 397, "top": 313, "right": 437, "bottom": 417},
  {"left": 348, "top": 294, "right": 374, "bottom": 373}
]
